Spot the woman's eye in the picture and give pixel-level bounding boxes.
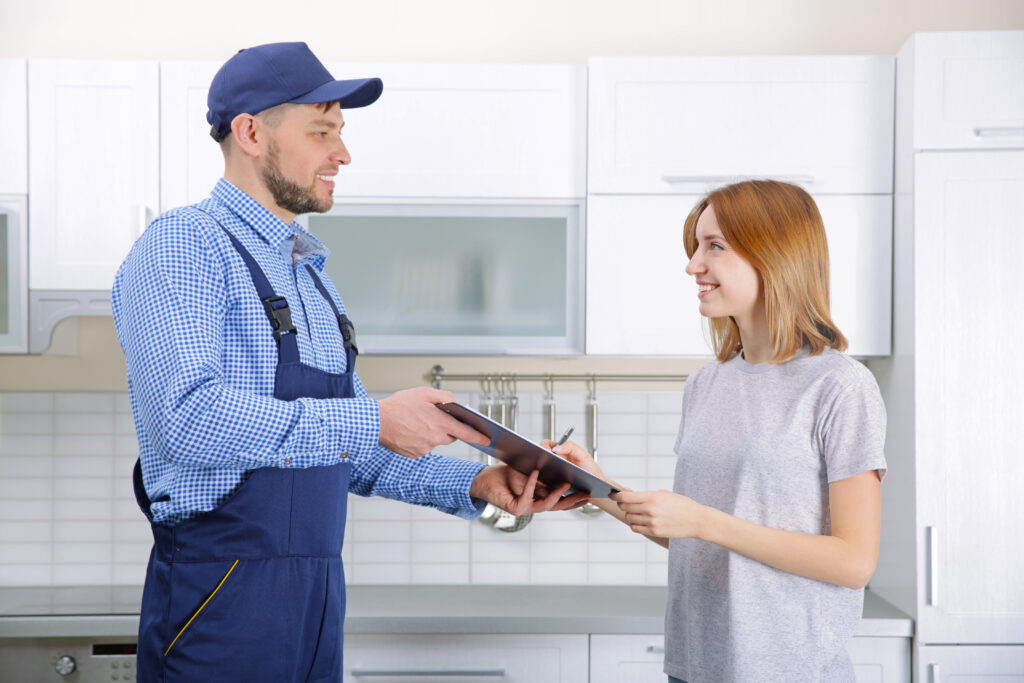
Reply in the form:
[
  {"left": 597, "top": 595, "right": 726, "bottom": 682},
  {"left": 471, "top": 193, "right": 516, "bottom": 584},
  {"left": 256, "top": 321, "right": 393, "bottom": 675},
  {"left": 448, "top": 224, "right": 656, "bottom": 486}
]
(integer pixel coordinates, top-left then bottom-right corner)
[{"left": 710, "top": 242, "right": 725, "bottom": 251}]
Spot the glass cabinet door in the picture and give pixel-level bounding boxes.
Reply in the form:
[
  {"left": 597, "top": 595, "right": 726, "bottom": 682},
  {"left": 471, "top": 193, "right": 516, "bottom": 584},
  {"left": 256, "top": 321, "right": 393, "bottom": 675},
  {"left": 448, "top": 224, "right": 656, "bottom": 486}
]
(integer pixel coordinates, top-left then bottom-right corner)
[
  {"left": 0, "top": 196, "right": 27, "bottom": 353},
  {"left": 305, "top": 202, "right": 583, "bottom": 354}
]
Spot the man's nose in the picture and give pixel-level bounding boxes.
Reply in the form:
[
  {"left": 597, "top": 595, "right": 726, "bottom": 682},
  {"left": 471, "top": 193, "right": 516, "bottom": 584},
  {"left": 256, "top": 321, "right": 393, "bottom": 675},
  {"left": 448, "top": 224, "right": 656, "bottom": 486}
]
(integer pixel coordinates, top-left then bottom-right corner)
[{"left": 333, "top": 138, "right": 351, "bottom": 165}]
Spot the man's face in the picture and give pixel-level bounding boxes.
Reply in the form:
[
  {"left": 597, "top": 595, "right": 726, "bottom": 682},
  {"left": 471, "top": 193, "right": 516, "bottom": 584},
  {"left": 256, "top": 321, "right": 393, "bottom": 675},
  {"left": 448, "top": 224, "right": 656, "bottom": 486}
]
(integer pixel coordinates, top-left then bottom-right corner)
[{"left": 258, "top": 102, "right": 350, "bottom": 217}]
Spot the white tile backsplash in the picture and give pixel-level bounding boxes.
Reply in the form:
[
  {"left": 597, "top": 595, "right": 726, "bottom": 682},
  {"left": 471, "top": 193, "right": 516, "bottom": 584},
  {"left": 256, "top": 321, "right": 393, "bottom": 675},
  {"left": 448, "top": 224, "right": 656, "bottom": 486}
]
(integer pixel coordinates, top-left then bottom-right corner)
[{"left": 0, "top": 389, "right": 685, "bottom": 587}]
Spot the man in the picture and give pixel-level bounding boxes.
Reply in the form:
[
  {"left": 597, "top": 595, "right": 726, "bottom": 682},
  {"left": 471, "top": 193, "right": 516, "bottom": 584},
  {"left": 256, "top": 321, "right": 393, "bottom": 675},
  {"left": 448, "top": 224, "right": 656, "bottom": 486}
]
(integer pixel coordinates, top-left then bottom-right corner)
[{"left": 112, "top": 41, "right": 588, "bottom": 682}]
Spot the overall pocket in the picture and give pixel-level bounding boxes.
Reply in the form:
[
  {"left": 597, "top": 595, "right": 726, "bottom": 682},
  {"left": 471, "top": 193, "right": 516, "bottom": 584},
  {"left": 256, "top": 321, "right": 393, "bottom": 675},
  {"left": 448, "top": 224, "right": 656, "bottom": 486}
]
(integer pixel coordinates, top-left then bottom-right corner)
[{"left": 163, "top": 559, "right": 239, "bottom": 656}]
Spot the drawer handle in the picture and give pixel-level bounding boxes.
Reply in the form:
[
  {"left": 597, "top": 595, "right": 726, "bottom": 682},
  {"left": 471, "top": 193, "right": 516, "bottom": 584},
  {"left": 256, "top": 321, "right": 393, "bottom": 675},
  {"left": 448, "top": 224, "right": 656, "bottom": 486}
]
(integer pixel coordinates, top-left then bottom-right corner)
[
  {"left": 661, "top": 174, "right": 815, "bottom": 185},
  {"left": 351, "top": 670, "right": 506, "bottom": 678},
  {"left": 926, "top": 526, "right": 939, "bottom": 606},
  {"left": 646, "top": 644, "right": 665, "bottom": 654},
  {"left": 973, "top": 126, "right": 1024, "bottom": 138}
]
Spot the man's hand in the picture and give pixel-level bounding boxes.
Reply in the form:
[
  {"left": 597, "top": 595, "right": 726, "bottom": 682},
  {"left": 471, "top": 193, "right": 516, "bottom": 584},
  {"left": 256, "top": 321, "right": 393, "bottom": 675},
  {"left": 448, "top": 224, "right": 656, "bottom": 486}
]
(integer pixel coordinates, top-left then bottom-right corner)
[
  {"left": 378, "top": 387, "right": 490, "bottom": 458},
  {"left": 469, "top": 465, "right": 590, "bottom": 515}
]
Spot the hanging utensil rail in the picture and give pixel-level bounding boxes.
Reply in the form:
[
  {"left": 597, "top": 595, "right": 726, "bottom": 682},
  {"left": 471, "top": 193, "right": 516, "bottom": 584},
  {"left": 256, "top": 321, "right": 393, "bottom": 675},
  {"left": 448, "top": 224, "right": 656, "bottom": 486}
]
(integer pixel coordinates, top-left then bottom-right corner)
[{"left": 429, "top": 365, "right": 689, "bottom": 389}]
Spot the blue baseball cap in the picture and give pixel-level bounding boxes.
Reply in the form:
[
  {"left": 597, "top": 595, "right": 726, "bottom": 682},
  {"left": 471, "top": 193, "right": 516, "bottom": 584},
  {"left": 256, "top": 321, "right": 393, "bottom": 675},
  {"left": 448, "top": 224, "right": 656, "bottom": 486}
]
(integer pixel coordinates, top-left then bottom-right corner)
[{"left": 207, "top": 41, "right": 383, "bottom": 142}]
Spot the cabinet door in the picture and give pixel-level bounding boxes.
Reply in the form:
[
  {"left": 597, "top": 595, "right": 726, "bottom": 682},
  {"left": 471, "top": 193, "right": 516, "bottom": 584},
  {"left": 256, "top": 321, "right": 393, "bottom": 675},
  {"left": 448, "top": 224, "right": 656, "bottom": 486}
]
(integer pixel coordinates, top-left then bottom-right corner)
[
  {"left": 588, "top": 56, "right": 894, "bottom": 195},
  {"left": 160, "top": 61, "right": 223, "bottom": 211},
  {"left": 914, "top": 150, "right": 1024, "bottom": 644},
  {"left": 917, "top": 645, "right": 1024, "bottom": 682},
  {"left": 28, "top": 60, "right": 159, "bottom": 291},
  {"left": 589, "top": 635, "right": 666, "bottom": 683},
  {"left": 847, "top": 636, "right": 912, "bottom": 683},
  {"left": 910, "top": 31, "right": 1024, "bottom": 151},
  {"left": 0, "top": 59, "right": 27, "bottom": 195},
  {"left": 323, "top": 63, "right": 586, "bottom": 199},
  {"left": 586, "top": 194, "right": 891, "bottom": 356},
  {"left": 344, "top": 634, "right": 588, "bottom": 683}
]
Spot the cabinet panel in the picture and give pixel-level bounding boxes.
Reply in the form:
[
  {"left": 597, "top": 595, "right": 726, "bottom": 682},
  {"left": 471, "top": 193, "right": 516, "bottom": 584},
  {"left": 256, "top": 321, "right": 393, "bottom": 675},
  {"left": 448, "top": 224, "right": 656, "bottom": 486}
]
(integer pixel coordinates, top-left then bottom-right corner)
[
  {"left": 324, "top": 63, "right": 586, "bottom": 199},
  {"left": 914, "top": 150, "right": 1024, "bottom": 644},
  {"left": 590, "top": 635, "right": 910, "bottom": 683},
  {"left": 588, "top": 56, "right": 894, "bottom": 195},
  {"left": 28, "top": 60, "right": 159, "bottom": 291},
  {"left": 918, "top": 645, "right": 1024, "bottom": 682},
  {"left": 911, "top": 31, "right": 1024, "bottom": 151},
  {"left": 344, "top": 634, "right": 588, "bottom": 683},
  {"left": 0, "top": 59, "right": 27, "bottom": 195},
  {"left": 586, "top": 194, "right": 891, "bottom": 356},
  {"left": 160, "top": 61, "right": 223, "bottom": 211}
]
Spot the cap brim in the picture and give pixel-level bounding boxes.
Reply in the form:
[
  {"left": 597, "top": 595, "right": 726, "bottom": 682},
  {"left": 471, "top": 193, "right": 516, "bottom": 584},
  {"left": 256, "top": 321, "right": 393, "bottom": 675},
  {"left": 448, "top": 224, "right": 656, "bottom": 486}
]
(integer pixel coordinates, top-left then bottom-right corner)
[{"left": 291, "top": 77, "right": 383, "bottom": 109}]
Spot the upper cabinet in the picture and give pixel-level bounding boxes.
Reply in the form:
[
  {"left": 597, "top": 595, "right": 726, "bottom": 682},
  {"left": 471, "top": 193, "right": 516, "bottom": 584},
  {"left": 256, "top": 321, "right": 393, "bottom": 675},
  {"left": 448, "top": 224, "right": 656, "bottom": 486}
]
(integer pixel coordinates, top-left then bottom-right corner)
[
  {"left": 28, "top": 60, "right": 159, "bottom": 291},
  {"left": 588, "top": 56, "right": 895, "bottom": 195},
  {"left": 0, "top": 60, "right": 27, "bottom": 195},
  {"left": 905, "top": 31, "right": 1024, "bottom": 151},
  {"left": 160, "top": 61, "right": 223, "bottom": 212},
  {"left": 322, "top": 63, "right": 587, "bottom": 199}
]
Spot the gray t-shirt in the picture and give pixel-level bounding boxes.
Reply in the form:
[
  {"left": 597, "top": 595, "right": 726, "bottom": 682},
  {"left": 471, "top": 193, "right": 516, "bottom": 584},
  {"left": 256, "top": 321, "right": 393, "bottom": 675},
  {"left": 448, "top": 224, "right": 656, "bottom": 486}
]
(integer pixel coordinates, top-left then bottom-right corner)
[{"left": 664, "top": 348, "right": 887, "bottom": 683}]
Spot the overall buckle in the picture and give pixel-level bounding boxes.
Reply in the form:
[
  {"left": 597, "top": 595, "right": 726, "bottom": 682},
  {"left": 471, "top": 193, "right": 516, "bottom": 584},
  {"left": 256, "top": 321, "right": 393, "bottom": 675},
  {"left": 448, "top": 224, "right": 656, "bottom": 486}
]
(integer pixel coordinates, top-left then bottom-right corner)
[
  {"left": 338, "top": 314, "right": 358, "bottom": 353},
  {"left": 262, "top": 296, "right": 296, "bottom": 341}
]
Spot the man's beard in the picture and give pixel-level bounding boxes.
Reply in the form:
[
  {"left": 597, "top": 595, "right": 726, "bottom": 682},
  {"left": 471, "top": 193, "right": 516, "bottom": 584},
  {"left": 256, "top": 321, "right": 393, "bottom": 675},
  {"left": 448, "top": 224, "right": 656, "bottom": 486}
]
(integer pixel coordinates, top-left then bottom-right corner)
[{"left": 261, "top": 140, "right": 333, "bottom": 216}]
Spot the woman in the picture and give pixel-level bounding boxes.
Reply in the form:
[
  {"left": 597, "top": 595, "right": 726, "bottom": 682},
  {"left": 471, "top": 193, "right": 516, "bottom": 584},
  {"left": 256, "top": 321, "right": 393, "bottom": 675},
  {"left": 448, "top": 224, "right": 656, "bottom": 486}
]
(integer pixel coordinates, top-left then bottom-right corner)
[{"left": 552, "top": 180, "right": 887, "bottom": 682}]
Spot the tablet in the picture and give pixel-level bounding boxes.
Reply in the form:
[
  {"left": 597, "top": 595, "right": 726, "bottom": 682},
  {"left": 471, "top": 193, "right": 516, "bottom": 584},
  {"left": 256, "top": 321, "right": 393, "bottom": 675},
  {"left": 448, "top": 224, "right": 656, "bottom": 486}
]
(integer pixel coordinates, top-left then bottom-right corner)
[{"left": 437, "top": 402, "right": 620, "bottom": 499}]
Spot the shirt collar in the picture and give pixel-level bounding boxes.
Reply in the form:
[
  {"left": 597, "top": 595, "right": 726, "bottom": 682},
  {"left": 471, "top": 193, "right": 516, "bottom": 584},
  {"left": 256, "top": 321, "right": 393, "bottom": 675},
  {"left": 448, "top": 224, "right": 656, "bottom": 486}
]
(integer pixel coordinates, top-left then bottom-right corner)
[{"left": 211, "top": 178, "right": 330, "bottom": 267}]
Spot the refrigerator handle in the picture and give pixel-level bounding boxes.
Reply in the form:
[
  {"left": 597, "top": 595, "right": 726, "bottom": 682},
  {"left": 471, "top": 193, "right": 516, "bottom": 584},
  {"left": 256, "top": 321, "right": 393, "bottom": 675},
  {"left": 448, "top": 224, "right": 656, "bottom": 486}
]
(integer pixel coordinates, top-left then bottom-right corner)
[{"left": 926, "top": 525, "right": 939, "bottom": 606}]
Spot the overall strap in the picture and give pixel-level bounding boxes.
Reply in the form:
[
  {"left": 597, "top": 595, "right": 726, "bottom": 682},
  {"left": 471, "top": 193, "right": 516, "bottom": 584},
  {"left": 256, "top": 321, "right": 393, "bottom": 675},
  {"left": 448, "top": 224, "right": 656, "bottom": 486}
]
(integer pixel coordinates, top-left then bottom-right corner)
[
  {"left": 304, "top": 264, "right": 358, "bottom": 355},
  {"left": 190, "top": 207, "right": 300, "bottom": 364}
]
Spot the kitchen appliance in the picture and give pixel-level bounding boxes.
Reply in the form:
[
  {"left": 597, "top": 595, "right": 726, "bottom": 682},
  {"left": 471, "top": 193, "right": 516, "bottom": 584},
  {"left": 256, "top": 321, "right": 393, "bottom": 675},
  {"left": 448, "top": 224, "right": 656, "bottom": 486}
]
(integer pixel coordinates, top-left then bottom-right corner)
[
  {"left": 0, "top": 194, "right": 28, "bottom": 352},
  {"left": 0, "top": 586, "right": 140, "bottom": 681}
]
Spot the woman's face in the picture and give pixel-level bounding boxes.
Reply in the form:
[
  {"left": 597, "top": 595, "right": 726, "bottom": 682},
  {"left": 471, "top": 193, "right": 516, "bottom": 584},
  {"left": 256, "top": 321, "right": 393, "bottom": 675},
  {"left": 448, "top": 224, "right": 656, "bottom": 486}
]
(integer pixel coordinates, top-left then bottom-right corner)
[{"left": 685, "top": 205, "right": 763, "bottom": 328}]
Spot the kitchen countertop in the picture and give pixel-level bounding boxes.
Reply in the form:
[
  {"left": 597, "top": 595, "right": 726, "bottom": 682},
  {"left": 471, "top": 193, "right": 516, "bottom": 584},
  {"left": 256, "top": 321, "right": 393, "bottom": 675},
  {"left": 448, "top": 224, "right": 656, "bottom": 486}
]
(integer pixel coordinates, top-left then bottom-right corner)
[{"left": 0, "top": 585, "right": 913, "bottom": 640}]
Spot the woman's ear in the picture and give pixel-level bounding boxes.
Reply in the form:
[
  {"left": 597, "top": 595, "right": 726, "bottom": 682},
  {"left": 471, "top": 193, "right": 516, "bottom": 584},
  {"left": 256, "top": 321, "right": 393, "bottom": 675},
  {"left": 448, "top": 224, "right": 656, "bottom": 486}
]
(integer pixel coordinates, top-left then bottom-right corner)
[{"left": 229, "top": 113, "right": 263, "bottom": 158}]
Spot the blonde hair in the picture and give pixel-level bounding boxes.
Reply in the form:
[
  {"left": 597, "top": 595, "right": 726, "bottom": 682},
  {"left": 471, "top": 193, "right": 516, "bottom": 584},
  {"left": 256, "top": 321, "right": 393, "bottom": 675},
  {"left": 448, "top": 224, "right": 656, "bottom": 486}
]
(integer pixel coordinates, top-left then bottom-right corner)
[{"left": 682, "top": 180, "right": 847, "bottom": 363}]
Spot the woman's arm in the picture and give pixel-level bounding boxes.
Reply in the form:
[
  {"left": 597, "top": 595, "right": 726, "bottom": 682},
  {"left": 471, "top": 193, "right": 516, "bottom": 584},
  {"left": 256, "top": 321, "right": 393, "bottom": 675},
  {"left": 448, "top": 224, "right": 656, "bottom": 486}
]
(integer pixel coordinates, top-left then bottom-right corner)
[{"left": 614, "top": 469, "right": 882, "bottom": 589}]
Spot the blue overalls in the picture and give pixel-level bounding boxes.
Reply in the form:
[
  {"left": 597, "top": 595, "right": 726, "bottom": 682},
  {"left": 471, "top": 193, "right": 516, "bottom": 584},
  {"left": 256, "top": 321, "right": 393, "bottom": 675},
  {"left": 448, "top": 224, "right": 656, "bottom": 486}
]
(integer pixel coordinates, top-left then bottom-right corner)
[{"left": 133, "top": 218, "right": 359, "bottom": 682}]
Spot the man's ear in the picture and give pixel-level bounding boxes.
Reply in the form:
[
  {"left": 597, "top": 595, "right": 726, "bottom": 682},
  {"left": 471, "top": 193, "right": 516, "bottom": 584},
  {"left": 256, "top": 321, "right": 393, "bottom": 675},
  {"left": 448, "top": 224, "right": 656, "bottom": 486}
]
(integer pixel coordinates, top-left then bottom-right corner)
[{"left": 230, "top": 113, "right": 263, "bottom": 158}]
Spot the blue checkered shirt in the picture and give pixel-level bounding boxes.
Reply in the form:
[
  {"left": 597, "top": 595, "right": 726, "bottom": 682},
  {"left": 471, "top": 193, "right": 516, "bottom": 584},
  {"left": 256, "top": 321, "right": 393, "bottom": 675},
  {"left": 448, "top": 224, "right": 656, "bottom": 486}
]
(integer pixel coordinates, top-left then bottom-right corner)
[{"left": 112, "top": 179, "right": 486, "bottom": 525}]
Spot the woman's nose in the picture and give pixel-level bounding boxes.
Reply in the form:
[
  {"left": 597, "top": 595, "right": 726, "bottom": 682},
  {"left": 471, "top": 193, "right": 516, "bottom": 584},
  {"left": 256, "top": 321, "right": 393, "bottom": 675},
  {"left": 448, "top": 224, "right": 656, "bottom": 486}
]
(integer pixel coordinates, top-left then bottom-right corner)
[{"left": 685, "top": 252, "right": 704, "bottom": 276}]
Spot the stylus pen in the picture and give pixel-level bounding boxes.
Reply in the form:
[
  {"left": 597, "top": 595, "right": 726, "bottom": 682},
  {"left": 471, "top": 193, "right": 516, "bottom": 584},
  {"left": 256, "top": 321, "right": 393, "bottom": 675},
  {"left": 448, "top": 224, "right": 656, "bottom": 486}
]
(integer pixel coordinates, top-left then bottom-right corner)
[{"left": 554, "top": 425, "right": 574, "bottom": 448}]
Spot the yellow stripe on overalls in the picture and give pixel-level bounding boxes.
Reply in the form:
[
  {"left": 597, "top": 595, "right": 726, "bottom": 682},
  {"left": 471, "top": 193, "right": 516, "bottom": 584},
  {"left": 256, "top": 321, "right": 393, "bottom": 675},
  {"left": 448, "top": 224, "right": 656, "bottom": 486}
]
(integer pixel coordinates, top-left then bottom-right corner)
[{"left": 163, "top": 559, "right": 240, "bottom": 656}]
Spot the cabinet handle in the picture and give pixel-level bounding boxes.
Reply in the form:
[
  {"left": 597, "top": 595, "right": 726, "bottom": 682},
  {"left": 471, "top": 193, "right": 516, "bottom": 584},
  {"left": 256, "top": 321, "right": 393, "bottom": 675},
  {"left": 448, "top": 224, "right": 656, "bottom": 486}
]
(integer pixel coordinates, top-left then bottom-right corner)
[
  {"left": 351, "top": 670, "right": 506, "bottom": 678},
  {"left": 137, "top": 206, "right": 154, "bottom": 237},
  {"left": 661, "top": 174, "right": 815, "bottom": 185},
  {"left": 973, "top": 126, "right": 1024, "bottom": 138},
  {"left": 646, "top": 644, "right": 665, "bottom": 654},
  {"left": 929, "top": 662, "right": 940, "bottom": 683},
  {"left": 926, "top": 525, "right": 938, "bottom": 606}
]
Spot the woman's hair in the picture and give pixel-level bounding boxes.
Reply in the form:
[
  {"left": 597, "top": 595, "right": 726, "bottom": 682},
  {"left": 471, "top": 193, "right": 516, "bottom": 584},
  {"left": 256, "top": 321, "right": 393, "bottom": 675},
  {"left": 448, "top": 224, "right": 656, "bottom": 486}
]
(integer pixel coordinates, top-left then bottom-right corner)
[{"left": 682, "top": 179, "right": 848, "bottom": 363}]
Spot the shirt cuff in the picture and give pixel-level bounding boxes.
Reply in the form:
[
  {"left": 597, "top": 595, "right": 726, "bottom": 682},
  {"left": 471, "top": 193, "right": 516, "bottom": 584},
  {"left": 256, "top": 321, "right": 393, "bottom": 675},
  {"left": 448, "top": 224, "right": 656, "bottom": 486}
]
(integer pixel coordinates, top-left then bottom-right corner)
[
  {"left": 317, "top": 396, "right": 381, "bottom": 462},
  {"left": 423, "top": 455, "right": 488, "bottom": 519}
]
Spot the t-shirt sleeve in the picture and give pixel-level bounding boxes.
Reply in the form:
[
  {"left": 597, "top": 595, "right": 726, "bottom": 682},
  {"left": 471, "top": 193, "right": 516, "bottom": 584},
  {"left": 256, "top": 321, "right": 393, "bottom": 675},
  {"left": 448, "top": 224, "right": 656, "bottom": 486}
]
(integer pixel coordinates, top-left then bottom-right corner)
[{"left": 819, "top": 370, "right": 888, "bottom": 483}]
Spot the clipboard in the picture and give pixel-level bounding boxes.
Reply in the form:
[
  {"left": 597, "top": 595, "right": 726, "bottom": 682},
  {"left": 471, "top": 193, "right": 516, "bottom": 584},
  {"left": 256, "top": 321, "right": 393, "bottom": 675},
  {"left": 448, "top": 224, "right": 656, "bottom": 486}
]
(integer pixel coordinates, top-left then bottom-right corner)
[{"left": 437, "top": 402, "right": 620, "bottom": 499}]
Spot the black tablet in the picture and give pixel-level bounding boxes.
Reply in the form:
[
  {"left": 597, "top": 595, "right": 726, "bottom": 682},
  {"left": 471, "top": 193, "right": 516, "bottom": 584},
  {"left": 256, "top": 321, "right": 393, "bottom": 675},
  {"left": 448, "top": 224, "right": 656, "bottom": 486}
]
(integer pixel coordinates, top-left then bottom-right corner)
[{"left": 437, "top": 402, "right": 620, "bottom": 499}]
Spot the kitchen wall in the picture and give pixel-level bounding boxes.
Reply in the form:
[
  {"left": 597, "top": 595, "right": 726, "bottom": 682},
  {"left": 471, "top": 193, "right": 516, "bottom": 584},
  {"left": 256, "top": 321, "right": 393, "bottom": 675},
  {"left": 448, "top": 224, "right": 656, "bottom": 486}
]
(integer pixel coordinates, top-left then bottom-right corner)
[{"left": 0, "top": 388, "right": 681, "bottom": 587}]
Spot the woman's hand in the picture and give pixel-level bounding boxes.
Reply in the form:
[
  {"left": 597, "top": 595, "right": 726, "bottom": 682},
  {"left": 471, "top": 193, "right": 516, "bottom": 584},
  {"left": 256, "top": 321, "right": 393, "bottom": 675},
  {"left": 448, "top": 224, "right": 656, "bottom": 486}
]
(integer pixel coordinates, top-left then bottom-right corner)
[
  {"left": 612, "top": 490, "right": 707, "bottom": 539},
  {"left": 540, "top": 439, "right": 610, "bottom": 483}
]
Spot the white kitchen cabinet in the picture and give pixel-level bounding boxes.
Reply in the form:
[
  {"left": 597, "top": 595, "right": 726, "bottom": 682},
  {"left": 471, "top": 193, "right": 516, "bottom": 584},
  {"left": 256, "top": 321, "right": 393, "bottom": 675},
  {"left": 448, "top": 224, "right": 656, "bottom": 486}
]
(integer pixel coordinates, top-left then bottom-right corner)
[
  {"left": 875, "top": 150, "right": 1024, "bottom": 645},
  {"left": 588, "top": 56, "right": 894, "bottom": 195},
  {"left": 28, "top": 59, "right": 159, "bottom": 291},
  {"left": 906, "top": 31, "right": 1024, "bottom": 151},
  {"left": 586, "top": 194, "right": 891, "bottom": 357},
  {"left": 918, "top": 646, "right": 1024, "bottom": 682},
  {"left": 589, "top": 635, "right": 911, "bottom": 682},
  {"left": 323, "top": 62, "right": 587, "bottom": 199},
  {"left": 870, "top": 30, "right": 1024, "bottom": 682},
  {"left": 160, "top": 61, "right": 223, "bottom": 211},
  {"left": 343, "top": 634, "right": 589, "bottom": 682},
  {"left": 0, "top": 59, "right": 27, "bottom": 195}
]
